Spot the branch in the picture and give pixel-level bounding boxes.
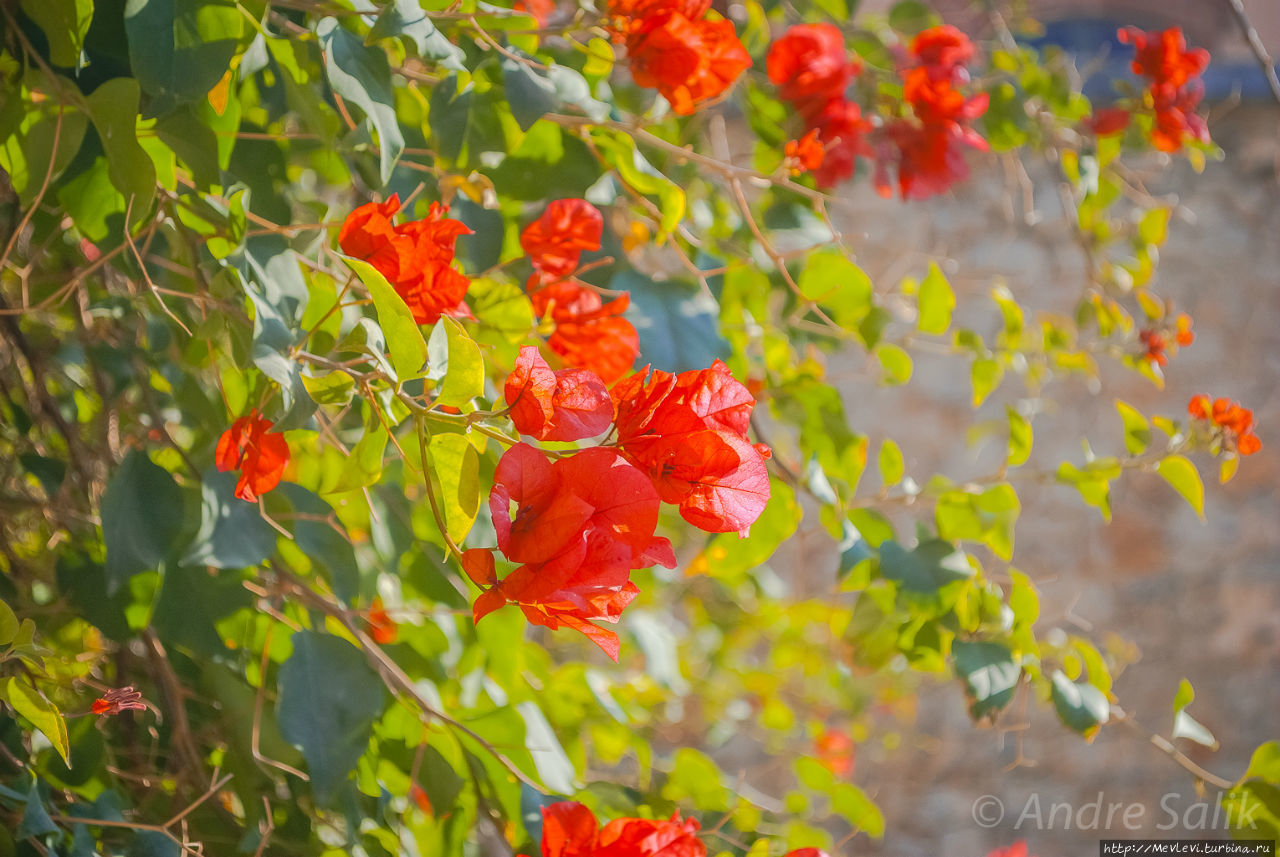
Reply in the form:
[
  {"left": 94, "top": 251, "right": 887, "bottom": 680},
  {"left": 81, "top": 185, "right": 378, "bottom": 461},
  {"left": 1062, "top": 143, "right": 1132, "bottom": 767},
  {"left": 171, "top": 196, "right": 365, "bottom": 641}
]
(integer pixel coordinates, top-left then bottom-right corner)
[{"left": 1224, "top": 0, "right": 1280, "bottom": 107}]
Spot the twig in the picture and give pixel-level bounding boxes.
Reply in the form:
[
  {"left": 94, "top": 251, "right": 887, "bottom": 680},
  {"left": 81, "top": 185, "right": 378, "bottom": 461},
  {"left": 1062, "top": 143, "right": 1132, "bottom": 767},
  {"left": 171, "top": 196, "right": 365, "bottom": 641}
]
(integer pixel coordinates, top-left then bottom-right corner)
[{"left": 1224, "top": 0, "right": 1280, "bottom": 107}]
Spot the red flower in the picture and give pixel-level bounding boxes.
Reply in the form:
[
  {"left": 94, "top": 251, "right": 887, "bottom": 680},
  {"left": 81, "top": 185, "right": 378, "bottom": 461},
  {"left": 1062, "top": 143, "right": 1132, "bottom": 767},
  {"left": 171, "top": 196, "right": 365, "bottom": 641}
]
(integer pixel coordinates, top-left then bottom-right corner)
[
  {"left": 91, "top": 686, "right": 146, "bottom": 716},
  {"left": 987, "top": 843, "right": 1032, "bottom": 857},
  {"left": 1150, "top": 82, "right": 1210, "bottom": 152},
  {"left": 627, "top": 13, "right": 751, "bottom": 116},
  {"left": 536, "top": 802, "right": 704, "bottom": 857},
  {"left": 514, "top": 0, "right": 556, "bottom": 25},
  {"left": 1117, "top": 27, "right": 1209, "bottom": 89},
  {"left": 814, "top": 728, "right": 855, "bottom": 777},
  {"left": 1188, "top": 395, "right": 1263, "bottom": 456},
  {"left": 903, "top": 66, "right": 988, "bottom": 126},
  {"left": 530, "top": 279, "right": 640, "bottom": 384},
  {"left": 1175, "top": 313, "right": 1194, "bottom": 346},
  {"left": 464, "top": 444, "right": 675, "bottom": 658},
  {"left": 607, "top": 0, "right": 710, "bottom": 39},
  {"left": 365, "top": 598, "right": 397, "bottom": 645},
  {"left": 784, "top": 129, "right": 826, "bottom": 176},
  {"left": 612, "top": 361, "right": 772, "bottom": 535},
  {"left": 784, "top": 851, "right": 831, "bottom": 857},
  {"left": 766, "top": 23, "right": 858, "bottom": 108},
  {"left": 1087, "top": 107, "right": 1131, "bottom": 136},
  {"left": 809, "top": 99, "right": 872, "bottom": 188},
  {"left": 877, "top": 120, "right": 987, "bottom": 200},
  {"left": 339, "top": 196, "right": 473, "bottom": 324},
  {"left": 1139, "top": 329, "right": 1169, "bottom": 366},
  {"left": 910, "top": 25, "right": 975, "bottom": 78},
  {"left": 215, "top": 410, "right": 290, "bottom": 502},
  {"left": 505, "top": 346, "right": 614, "bottom": 441},
  {"left": 521, "top": 199, "right": 605, "bottom": 281}
]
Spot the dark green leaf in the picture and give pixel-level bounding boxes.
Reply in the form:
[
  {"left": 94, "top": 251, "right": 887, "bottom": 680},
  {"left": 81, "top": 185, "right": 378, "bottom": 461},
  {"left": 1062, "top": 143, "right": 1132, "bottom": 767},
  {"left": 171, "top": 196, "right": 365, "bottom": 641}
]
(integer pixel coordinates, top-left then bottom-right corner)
[
  {"left": 123, "top": 0, "right": 243, "bottom": 113},
  {"left": 101, "top": 450, "right": 185, "bottom": 592},
  {"left": 953, "top": 640, "right": 1019, "bottom": 718},
  {"left": 318, "top": 17, "right": 404, "bottom": 185},
  {"left": 878, "top": 539, "right": 971, "bottom": 594},
  {"left": 182, "top": 470, "right": 275, "bottom": 569}
]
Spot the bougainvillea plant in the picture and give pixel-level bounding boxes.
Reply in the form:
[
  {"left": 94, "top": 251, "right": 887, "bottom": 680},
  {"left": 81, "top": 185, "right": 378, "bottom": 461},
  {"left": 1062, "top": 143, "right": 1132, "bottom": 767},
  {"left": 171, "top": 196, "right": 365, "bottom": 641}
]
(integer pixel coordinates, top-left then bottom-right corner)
[{"left": 0, "top": 0, "right": 1274, "bottom": 855}]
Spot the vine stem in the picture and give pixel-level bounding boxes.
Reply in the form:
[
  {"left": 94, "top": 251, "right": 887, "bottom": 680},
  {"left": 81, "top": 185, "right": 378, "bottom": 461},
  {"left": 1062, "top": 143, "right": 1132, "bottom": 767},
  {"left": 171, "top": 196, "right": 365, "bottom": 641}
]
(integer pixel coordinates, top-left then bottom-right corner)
[{"left": 1111, "top": 706, "right": 1236, "bottom": 790}]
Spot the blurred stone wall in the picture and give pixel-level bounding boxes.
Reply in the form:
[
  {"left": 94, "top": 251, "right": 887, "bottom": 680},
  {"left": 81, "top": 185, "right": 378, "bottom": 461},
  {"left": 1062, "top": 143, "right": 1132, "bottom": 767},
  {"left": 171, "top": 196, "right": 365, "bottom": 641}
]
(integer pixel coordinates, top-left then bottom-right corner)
[{"left": 816, "top": 98, "right": 1280, "bottom": 857}]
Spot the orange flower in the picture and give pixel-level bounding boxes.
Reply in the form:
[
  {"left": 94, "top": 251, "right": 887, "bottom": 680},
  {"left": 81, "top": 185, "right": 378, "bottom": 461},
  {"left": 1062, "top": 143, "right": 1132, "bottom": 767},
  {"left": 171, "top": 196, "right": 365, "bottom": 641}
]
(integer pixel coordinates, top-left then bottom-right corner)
[
  {"left": 365, "top": 598, "right": 398, "bottom": 645},
  {"left": 215, "top": 410, "right": 290, "bottom": 502},
  {"left": 784, "top": 129, "right": 826, "bottom": 175},
  {"left": 91, "top": 686, "right": 146, "bottom": 716},
  {"left": 814, "top": 727, "right": 855, "bottom": 776},
  {"left": 627, "top": 13, "right": 751, "bottom": 115},
  {"left": 1139, "top": 329, "right": 1169, "bottom": 366},
  {"left": 1175, "top": 312, "right": 1194, "bottom": 346},
  {"left": 529, "top": 279, "right": 640, "bottom": 384},
  {"left": 1188, "top": 395, "right": 1263, "bottom": 456},
  {"left": 1118, "top": 27, "right": 1209, "bottom": 89},
  {"left": 339, "top": 196, "right": 473, "bottom": 324}
]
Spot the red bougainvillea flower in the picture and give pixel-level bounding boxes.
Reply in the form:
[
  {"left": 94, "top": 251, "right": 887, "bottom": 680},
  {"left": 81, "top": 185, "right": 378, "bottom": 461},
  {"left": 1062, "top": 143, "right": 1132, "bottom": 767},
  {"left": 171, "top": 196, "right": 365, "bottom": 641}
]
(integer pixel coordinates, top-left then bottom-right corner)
[
  {"left": 987, "top": 842, "right": 1032, "bottom": 857},
  {"left": 766, "top": 23, "right": 859, "bottom": 108},
  {"left": 627, "top": 13, "right": 752, "bottom": 115},
  {"left": 612, "top": 361, "right": 771, "bottom": 535},
  {"left": 514, "top": 0, "right": 556, "bottom": 26},
  {"left": 91, "top": 686, "right": 146, "bottom": 716},
  {"left": 1150, "top": 82, "right": 1210, "bottom": 152},
  {"left": 810, "top": 98, "right": 873, "bottom": 188},
  {"left": 1139, "top": 329, "right": 1169, "bottom": 366},
  {"left": 814, "top": 727, "right": 855, "bottom": 777},
  {"left": 1118, "top": 27, "right": 1209, "bottom": 89},
  {"left": 910, "top": 25, "right": 975, "bottom": 79},
  {"left": 1087, "top": 107, "right": 1131, "bottom": 136},
  {"left": 1188, "top": 395, "right": 1263, "bottom": 456},
  {"left": 215, "top": 410, "right": 290, "bottom": 502},
  {"left": 784, "top": 129, "right": 826, "bottom": 176},
  {"left": 505, "top": 346, "right": 613, "bottom": 441},
  {"left": 530, "top": 279, "right": 640, "bottom": 384},
  {"left": 521, "top": 199, "right": 605, "bottom": 281},
  {"left": 364, "top": 598, "right": 397, "bottom": 645},
  {"left": 606, "top": 0, "right": 710, "bottom": 39},
  {"left": 535, "top": 801, "right": 705, "bottom": 857},
  {"left": 463, "top": 444, "right": 675, "bottom": 658},
  {"left": 903, "top": 66, "right": 989, "bottom": 126},
  {"left": 1175, "top": 312, "right": 1194, "bottom": 346},
  {"left": 877, "top": 120, "right": 988, "bottom": 200},
  {"left": 339, "top": 195, "right": 473, "bottom": 324}
]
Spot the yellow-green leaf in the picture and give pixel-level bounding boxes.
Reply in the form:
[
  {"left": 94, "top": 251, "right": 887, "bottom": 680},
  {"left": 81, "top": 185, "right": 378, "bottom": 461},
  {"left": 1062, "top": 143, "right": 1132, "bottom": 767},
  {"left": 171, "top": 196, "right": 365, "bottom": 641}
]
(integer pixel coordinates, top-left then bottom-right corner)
[
  {"left": 6, "top": 678, "right": 70, "bottom": 765},
  {"left": 426, "top": 431, "right": 480, "bottom": 546},
  {"left": 1115, "top": 400, "right": 1150, "bottom": 455},
  {"left": 877, "top": 439, "right": 904, "bottom": 487},
  {"left": 1157, "top": 454, "right": 1204, "bottom": 521},
  {"left": 917, "top": 262, "right": 954, "bottom": 334},
  {"left": 0, "top": 598, "right": 17, "bottom": 646},
  {"left": 344, "top": 256, "right": 427, "bottom": 381},
  {"left": 875, "top": 343, "right": 912, "bottom": 386},
  {"left": 1006, "top": 406, "right": 1032, "bottom": 467},
  {"left": 427, "top": 318, "right": 484, "bottom": 408},
  {"left": 971, "top": 358, "right": 1003, "bottom": 407}
]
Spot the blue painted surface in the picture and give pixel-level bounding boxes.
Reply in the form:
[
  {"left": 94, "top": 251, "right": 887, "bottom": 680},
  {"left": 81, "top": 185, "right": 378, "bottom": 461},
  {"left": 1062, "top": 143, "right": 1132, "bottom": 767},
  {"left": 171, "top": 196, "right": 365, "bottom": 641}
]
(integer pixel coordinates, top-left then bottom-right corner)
[{"left": 1026, "top": 17, "right": 1278, "bottom": 102}]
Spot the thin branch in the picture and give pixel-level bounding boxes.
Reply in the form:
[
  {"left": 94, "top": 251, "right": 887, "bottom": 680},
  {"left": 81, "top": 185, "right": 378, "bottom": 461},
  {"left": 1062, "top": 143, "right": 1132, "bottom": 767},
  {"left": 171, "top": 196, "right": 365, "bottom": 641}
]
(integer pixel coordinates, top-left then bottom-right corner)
[{"left": 1224, "top": 0, "right": 1280, "bottom": 107}]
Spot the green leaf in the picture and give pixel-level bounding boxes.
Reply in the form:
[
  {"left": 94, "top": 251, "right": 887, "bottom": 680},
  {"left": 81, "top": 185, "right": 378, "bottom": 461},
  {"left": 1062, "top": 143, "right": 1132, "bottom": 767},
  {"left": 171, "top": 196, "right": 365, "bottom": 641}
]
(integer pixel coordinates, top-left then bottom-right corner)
[
  {"left": 101, "top": 450, "right": 185, "bottom": 593},
  {"left": 367, "top": 0, "right": 465, "bottom": 69},
  {"left": 0, "top": 78, "right": 90, "bottom": 206},
  {"left": 18, "top": 782, "right": 58, "bottom": 839},
  {"left": 1170, "top": 679, "right": 1218, "bottom": 749},
  {"left": 6, "top": 678, "right": 70, "bottom": 765},
  {"left": 878, "top": 539, "right": 971, "bottom": 594},
  {"left": 1115, "top": 400, "right": 1150, "bottom": 455},
  {"left": 796, "top": 251, "right": 873, "bottom": 328},
  {"left": 0, "top": 598, "right": 18, "bottom": 646},
  {"left": 427, "top": 318, "right": 484, "bottom": 408},
  {"left": 1157, "top": 454, "right": 1204, "bottom": 521},
  {"left": 1056, "top": 461, "right": 1116, "bottom": 522},
  {"left": 874, "top": 343, "right": 912, "bottom": 386},
  {"left": 700, "top": 478, "right": 801, "bottom": 584},
  {"left": 181, "top": 470, "right": 275, "bottom": 569},
  {"left": 1006, "top": 406, "right": 1032, "bottom": 467},
  {"left": 470, "top": 278, "right": 534, "bottom": 345},
  {"left": 515, "top": 701, "right": 575, "bottom": 794},
  {"left": 1050, "top": 669, "right": 1109, "bottom": 738},
  {"left": 426, "top": 431, "right": 481, "bottom": 544},
  {"left": 953, "top": 640, "right": 1019, "bottom": 718},
  {"left": 889, "top": 0, "right": 941, "bottom": 34},
  {"left": 20, "top": 0, "right": 92, "bottom": 67},
  {"left": 85, "top": 78, "right": 156, "bottom": 226},
  {"left": 344, "top": 256, "right": 428, "bottom": 381},
  {"left": 917, "top": 262, "right": 954, "bottom": 334},
  {"left": 877, "top": 439, "right": 904, "bottom": 487},
  {"left": 661, "top": 748, "right": 728, "bottom": 811},
  {"left": 1138, "top": 207, "right": 1170, "bottom": 246},
  {"left": 277, "top": 631, "right": 386, "bottom": 805},
  {"left": 502, "top": 53, "right": 606, "bottom": 131},
  {"left": 301, "top": 371, "right": 356, "bottom": 406},
  {"left": 123, "top": 0, "right": 243, "bottom": 113},
  {"left": 616, "top": 271, "right": 725, "bottom": 374},
  {"left": 831, "top": 783, "right": 885, "bottom": 837},
  {"left": 971, "top": 358, "right": 1003, "bottom": 407},
  {"left": 318, "top": 17, "right": 405, "bottom": 185}
]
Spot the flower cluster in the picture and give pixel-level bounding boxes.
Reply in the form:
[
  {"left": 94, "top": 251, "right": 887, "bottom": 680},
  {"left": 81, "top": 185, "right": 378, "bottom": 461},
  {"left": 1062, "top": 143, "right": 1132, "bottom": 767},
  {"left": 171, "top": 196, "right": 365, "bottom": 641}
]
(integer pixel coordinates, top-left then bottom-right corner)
[
  {"left": 534, "top": 801, "right": 705, "bottom": 857},
  {"left": 339, "top": 195, "right": 473, "bottom": 324},
  {"left": 1188, "top": 395, "right": 1262, "bottom": 456},
  {"left": 876, "top": 26, "right": 989, "bottom": 199},
  {"left": 1138, "top": 312, "right": 1193, "bottom": 367},
  {"left": 767, "top": 24, "right": 869, "bottom": 187},
  {"left": 216, "top": 410, "right": 290, "bottom": 502},
  {"left": 364, "top": 598, "right": 398, "bottom": 645},
  {"left": 522, "top": 199, "right": 640, "bottom": 384},
  {"left": 607, "top": 0, "right": 751, "bottom": 115},
  {"left": 463, "top": 347, "right": 770, "bottom": 658},
  {"left": 1116, "top": 27, "right": 1210, "bottom": 152}
]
